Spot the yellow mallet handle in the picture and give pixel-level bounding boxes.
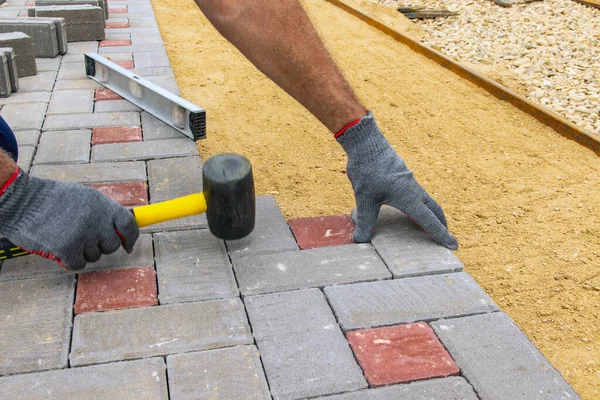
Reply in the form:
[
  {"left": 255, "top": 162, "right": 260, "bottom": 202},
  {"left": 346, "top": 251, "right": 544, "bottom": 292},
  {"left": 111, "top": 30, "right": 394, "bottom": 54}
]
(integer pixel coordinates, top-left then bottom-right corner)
[{"left": 132, "top": 193, "right": 207, "bottom": 227}]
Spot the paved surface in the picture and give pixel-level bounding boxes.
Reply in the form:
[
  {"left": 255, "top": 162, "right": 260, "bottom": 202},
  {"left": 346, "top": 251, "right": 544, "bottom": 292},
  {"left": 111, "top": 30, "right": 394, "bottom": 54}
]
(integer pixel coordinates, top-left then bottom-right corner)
[{"left": 0, "top": 0, "right": 581, "bottom": 399}]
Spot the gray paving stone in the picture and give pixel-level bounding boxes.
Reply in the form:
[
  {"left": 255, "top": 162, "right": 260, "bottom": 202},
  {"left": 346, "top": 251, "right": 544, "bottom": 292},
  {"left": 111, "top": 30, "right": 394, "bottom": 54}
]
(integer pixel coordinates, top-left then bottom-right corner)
[
  {"left": 0, "top": 234, "right": 154, "bottom": 281},
  {"left": 0, "top": 19, "right": 60, "bottom": 57},
  {"left": 92, "top": 138, "right": 197, "bottom": 162},
  {"left": 0, "top": 276, "right": 74, "bottom": 375},
  {"left": 27, "top": 16, "right": 68, "bottom": 54},
  {"left": 33, "top": 5, "right": 105, "bottom": 42},
  {"left": 36, "top": 56, "right": 61, "bottom": 71},
  {"left": 134, "top": 66, "right": 174, "bottom": 77},
  {"left": 431, "top": 313, "right": 580, "bottom": 400},
  {"left": 246, "top": 289, "right": 367, "bottom": 399},
  {"left": 154, "top": 230, "right": 237, "bottom": 304},
  {"left": 47, "top": 88, "right": 94, "bottom": 114},
  {"left": 0, "top": 48, "right": 17, "bottom": 94},
  {"left": 98, "top": 52, "right": 132, "bottom": 61},
  {"left": 371, "top": 206, "right": 463, "bottom": 278},
  {"left": 53, "top": 78, "right": 100, "bottom": 90},
  {"left": 43, "top": 112, "right": 140, "bottom": 130},
  {"left": 134, "top": 50, "right": 169, "bottom": 68},
  {"left": 147, "top": 156, "right": 202, "bottom": 203},
  {"left": 60, "top": 53, "right": 85, "bottom": 63},
  {"left": 234, "top": 244, "right": 391, "bottom": 296},
  {"left": 0, "top": 358, "right": 169, "bottom": 400},
  {"left": 34, "top": 130, "right": 91, "bottom": 165},
  {"left": 94, "top": 99, "right": 141, "bottom": 112},
  {"left": 15, "top": 145, "right": 34, "bottom": 172},
  {"left": 0, "top": 102, "right": 46, "bottom": 131},
  {"left": 313, "top": 377, "right": 478, "bottom": 400},
  {"left": 14, "top": 130, "right": 40, "bottom": 146},
  {"left": 63, "top": 40, "right": 97, "bottom": 53},
  {"left": 146, "top": 74, "right": 178, "bottom": 94},
  {"left": 56, "top": 61, "right": 87, "bottom": 80},
  {"left": 139, "top": 214, "right": 208, "bottom": 234},
  {"left": 104, "top": 32, "right": 130, "bottom": 41},
  {"left": 0, "top": 32, "right": 36, "bottom": 77},
  {"left": 167, "top": 346, "right": 270, "bottom": 400},
  {"left": 131, "top": 32, "right": 163, "bottom": 45},
  {"left": 37, "top": 0, "right": 108, "bottom": 21},
  {"left": 324, "top": 272, "right": 498, "bottom": 330},
  {"left": 0, "top": 52, "right": 13, "bottom": 97},
  {"left": 227, "top": 196, "right": 299, "bottom": 259},
  {"left": 31, "top": 161, "right": 146, "bottom": 183},
  {"left": 98, "top": 45, "right": 133, "bottom": 54},
  {"left": 70, "top": 299, "right": 253, "bottom": 366},
  {"left": 141, "top": 111, "right": 185, "bottom": 140},
  {"left": 17, "top": 71, "right": 57, "bottom": 92},
  {"left": 0, "top": 91, "right": 50, "bottom": 105}
]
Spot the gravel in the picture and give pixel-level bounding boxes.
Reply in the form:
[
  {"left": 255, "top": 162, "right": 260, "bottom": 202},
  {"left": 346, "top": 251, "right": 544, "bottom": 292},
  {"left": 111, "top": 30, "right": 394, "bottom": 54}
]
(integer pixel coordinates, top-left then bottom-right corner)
[{"left": 370, "top": 0, "right": 600, "bottom": 136}]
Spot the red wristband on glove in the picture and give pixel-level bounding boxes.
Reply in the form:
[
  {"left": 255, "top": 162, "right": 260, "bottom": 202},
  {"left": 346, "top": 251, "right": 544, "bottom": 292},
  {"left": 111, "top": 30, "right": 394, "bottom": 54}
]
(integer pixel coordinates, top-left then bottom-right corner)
[{"left": 0, "top": 167, "right": 19, "bottom": 196}]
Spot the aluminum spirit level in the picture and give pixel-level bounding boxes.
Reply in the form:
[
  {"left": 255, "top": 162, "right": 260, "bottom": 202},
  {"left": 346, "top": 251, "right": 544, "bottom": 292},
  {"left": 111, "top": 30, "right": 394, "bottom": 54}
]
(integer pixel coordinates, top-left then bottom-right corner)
[{"left": 84, "top": 52, "right": 206, "bottom": 140}]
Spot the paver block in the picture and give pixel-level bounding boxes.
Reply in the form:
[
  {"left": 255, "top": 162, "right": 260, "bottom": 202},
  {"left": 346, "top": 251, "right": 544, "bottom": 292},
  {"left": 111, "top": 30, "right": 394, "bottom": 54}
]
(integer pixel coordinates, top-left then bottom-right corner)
[
  {"left": 33, "top": 5, "right": 105, "bottom": 41},
  {"left": 0, "top": 47, "right": 18, "bottom": 93},
  {"left": 34, "top": 129, "right": 91, "bottom": 164},
  {"left": 57, "top": 61, "right": 87, "bottom": 80},
  {"left": 31, "top": 160, "right": 146, "bottom": 183},
  {"left": 17, "top": 71, "right": 56, "bottom": 92},
  {"left": 64, "top": 40, "right": 97, "bottom": 53},
  {"left": 0, "top": 32, "right": 36, "bottom": 77},
  {"left": 0, "top": 19, "right": 59, "bottom": 57},
  {"left": 131, "top": 32, "right": 163, "bottom": 45},
  {"left": 36, "top": 0, "right": 108, "bottom": 20},
  {"left": 109, "top": 7, "right": 128, "bottom": 13},
  {"left": 47, "top": 88, "right": 94, "bottom": 114},
  {"left": 35, "top": 57, "right": 61, "bottom": 73},
  {"left": 92, "top": 138, "right": 198, "bottom": 162},
  {"left": 167, "top": 346, "right": 270, "bottom": 400},
  {"left": 154, "top": 230, "right": 237, "bottom": 304},
  {"left": 1, "top": 102, "right": 46, "bottom": 131},
  {"left": 140, "top": 214, "right": 207, "bottom": 234},
  {"left": 314, "top": 377, "right": 478, "bottom": 400},
  {"left": 431, "top": 312, "right": 581, "bottom": 400},
  {"left": 246, "top": 289, "right": 367, "bottom": 399},
  {"left": 134, "top": 66, "right": 174, "bottom": 77},
  {"left": 226, "top": 196, "right": 299, "bottom": 258},
  {"left": 74, "top": 266, "right": 158, "bottom": 314},
  {"left": 0, "top": 276, "right": 74, "bottom": 375},
  {"left": 324, "top": 272, "right": 498, "bottom": 331},
  {"left": 347, "top": 323, "right": 459, "bottom": 386},
  {"left": 233, "top": 243, "right": 391, "bottom": 296},
  {"left": 133, "top": 49, "right": 169, "bottom": 68},
  {"left": 95, "top": 88, "right": 123, "bottom": 100},
  {"left": 0, "top": 91, "right": 50, "bottom": 105},
  {"left": 147, "top": 156, "right": 202, "bottom": 203},
  {"left": 0, "top": 234, "right": 154, "bottom": 280},
  {"left": 288, "top": 214, "right": 354, "bottom": 249},
  {"left": 70, "top": 298, "right": 253, "bottom": 366},
  {"left": 53, "top": 78, "right": 99, "bottom": 90},
  {"left": 15, "top": 145, "right": 34, "bottom": 172},
  {"left": 43, "top": 112, "right": 140, "bottom": 130},
  {"left": 0, "top": 358, "right": 169, "bottom": 400},
  {"left": 25, "top": 16, "right": 68, "bottom": 54},
  {"left": 94, "top": 99, "right": 141, "bottom": 112},
  {"left": 371, "top": 206, "right": 463, "bottom": 277},
  {"left": 89, "top": 181, "right": 148, "bottom": 206},
  {"left": 105, "top": 21, "right": 129, "bottom": 28},
  {"left": 0, "top": 50, "right": 12, "bottom": 97},
  {"left": 115, "top": 59, "right": 133, "bottom": 69},
  {"left": 146, "top": 75, "right": 179, "bottom": 94},
  {"left": 140, "top": 111, "right": 184, "bottom": 140},
  {"left": 99, "top": 39, "right": 130, "bottom": 47},
  {"left": 14, "top": 130, "right": 40, "bottom": 146},
  {"left": 91, "top": 126, "right": 142, "bottom": 144}
]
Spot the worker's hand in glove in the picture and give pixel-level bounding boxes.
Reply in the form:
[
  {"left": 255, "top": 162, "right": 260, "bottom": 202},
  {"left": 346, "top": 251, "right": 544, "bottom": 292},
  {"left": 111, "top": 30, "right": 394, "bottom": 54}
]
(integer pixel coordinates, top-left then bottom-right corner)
[
  {"left": 336, "top": 112, "right": 458, "bottom": 250},
  {"left": 0, "top": 168, "right": 139, "bottom": 270}
]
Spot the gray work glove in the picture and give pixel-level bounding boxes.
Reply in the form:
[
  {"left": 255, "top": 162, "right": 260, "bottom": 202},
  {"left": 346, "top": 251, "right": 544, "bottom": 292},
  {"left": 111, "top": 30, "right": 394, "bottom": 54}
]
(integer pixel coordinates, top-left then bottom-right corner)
[
  {"left": 337, "top": 112, "right": 458, "bottom": 250},
  {"left": 0, "top": 169, "right": 139, "bottom": 270}
]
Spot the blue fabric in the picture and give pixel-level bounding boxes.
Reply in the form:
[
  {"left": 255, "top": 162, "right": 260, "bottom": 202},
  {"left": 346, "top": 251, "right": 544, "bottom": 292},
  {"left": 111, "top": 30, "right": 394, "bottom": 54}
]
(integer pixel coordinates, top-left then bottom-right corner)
[{"left": 0, "top": 115, "right": 18, "bottom": 162}]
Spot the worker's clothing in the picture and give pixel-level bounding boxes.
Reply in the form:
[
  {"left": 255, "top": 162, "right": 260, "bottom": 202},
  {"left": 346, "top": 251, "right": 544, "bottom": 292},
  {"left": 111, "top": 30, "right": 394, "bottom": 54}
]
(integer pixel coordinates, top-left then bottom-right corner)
[{"left": 0, "top": 116, "right": 18, "bottom": 161}]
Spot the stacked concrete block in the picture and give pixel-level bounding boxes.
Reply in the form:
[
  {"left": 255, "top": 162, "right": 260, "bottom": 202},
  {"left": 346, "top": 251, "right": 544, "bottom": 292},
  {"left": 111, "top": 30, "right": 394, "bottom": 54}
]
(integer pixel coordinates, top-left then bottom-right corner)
[
  {"left": 0, "top": 32, "right": 36, "bottom": 77},
  {"left": 0, "top": 51, "right": 11, "bottom": 97},
  {"left": 21, "top": 17, "right": 68, "bottom": 54},
  {"left": 0, "top": 19, "right": 60, "bottom": 57},
  {"left": 30, "top": 5, "right": 105, "bottom": 42},
  {"left": 0, "top": 48, "right": 17, "bottom": 96},
  {"left": 35, "top": 0, "right": 108, "bottom": 20}
]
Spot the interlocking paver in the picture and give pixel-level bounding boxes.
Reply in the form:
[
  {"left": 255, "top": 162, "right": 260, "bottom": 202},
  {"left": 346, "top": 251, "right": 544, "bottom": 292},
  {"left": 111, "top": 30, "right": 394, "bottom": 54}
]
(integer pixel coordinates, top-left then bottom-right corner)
[
  {"left": 34, "top": 130, "right": 91, "bottom": 165},
  {"left": 324, "top": 272, "right": 498, "bottom": 330},
  {"left": 57, "top": 61, "right": 88, "bottom": 80},
  {"left": 347, "top": 322, "right": 459, "bottom": 386},
  {"left": 226, "top": 196, "right": 299, "bottom": 258},
  {"left": 431, "top": 312, "right": 581, "bottom": 400},
  {"left": 13, "top": 130, "right": 40, "bottom": 146},
  {"left": 75, "top": 266, "right": 158, "bottom": 314},
  {"left": 288, "top": 214, "right": 354, "bottom": 249},
  {"left": 92, "top": 138, "right": 197, "bottom": 162},
  {"left": 0, "top": 234, "right": 154, "bottom": 281},
  {"left": 94, "top": 99, "right": 141, "bottom": 113},
  {"left": 31, "top": 160, "right": 147, "bottom": 183},
  {"left": 0, "top": 276, "right": 74, "bottom": 375},
  {"left": 43, "top": 111, "right": 140, "bottom": 130},
  {"left": 313, "top": 377, "right": 478, "bottom": 400},
  {"left": 99, "top": 45, "right": 133, "bottom": 54},
  {"left": 167, "top": 346, "right": 271, "bottom": 400},
  {"left": 54, "top": 78, "right": 100, "bottom": 90},
  {"left": 147, "top": 156, "right": 202, "bottom": 203},
  {"left": 105, "top": 21, "right": 130, "bottom": 29},
  {"left": 90, "top": 181, "right": 148, "bottom": 206},
  {"left": 91, "top": 126, "right": 142, "bottom": 144},
  {"left": 134, "top": 66, "right": 174, "bottom": 77},
  {"left": 0, "top": 91, "right": 50, "bottom": 105},
  {"left": 133, "top": 49, "right": 169, "bottom": 68},
  {"left": 16, "top": 145, "right": 35, "bottom": 172},
  {"left": 16, "top": 71, "right": 57, "bottom": 92},
  {"left": 246, "top": 289, "right": 367, "bottom": 399},
  {"left": 154, "top": 230, "right": 237, "bottom": 304},
  {"left": 233, "top": 243, "right": 391, "bottom": 296},
  {"left": 115, "top": 59, "right": 134, "bottom": 69},
  {"left": 36, "top": 57, "right": 61, "bottom": 72},
  {"left": 70, "top": 298, "right": 252, "bottom": 366},
  {"left": 371, "top": 207, "right": 463, "bottom": 277},
  {"left": 0, "top": 358, "right": 169, "bottom": 400},
  {"left": 0, "top": 102, "right": 47, "bottom": 131},
  {"left": 99, "top": 39, "right": 131, "bottom": 47},
  {"left": 95, "top": 88, "right": 123, "bottom": 100},
  {"left": 141, "top": 111, "right": 184, "bottom": 140},
  {"left": 47, "top": 88, "right": 94, "bottom": 114}
]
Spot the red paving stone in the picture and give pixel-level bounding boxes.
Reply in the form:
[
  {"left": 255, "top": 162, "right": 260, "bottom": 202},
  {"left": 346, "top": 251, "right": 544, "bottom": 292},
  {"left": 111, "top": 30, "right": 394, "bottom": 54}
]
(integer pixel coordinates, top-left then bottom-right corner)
[
  {"left": 288, "top": 215, "right": 354, "bottom": 249},
  {"left": 74, "top": 267, "right": 158, "bottom": 314},
  {"left": 106, "top": 22, "right": 130, "bottom": 29},
  {"left": 89, "top": 181, "right": 148, "bottom": 207},
  {"left": 92, "top": 126, "right": 142, "bottom": 144},
  {"left": 109, "top": 7, "right": 128, "bottom": 13},
  {"left": 95, "top": 88, "right": 123, "bottom": 101},
  {"left": 99, "top": 39, "right": 131, "bottom": 47},
  {"left": 115, "top": 60, "right": 134, "bottom": 69},
  {"left": 25, "top": 0, "right": 35, "bottom": 5},
  {"left": 346, "top": 322, "right": 459, "bottom": 386}
]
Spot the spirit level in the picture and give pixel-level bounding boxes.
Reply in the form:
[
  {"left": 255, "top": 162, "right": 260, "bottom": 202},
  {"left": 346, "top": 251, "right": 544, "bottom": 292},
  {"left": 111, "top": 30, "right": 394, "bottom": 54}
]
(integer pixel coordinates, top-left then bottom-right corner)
[{"left": 84, "top": 52, "right": 206, "bottom": 140}]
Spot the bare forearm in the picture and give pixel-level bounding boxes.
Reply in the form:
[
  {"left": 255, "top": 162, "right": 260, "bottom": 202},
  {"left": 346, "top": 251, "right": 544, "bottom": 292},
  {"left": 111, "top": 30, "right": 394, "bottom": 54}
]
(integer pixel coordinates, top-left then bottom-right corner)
[
  {"left": 0, "top": 149, "right": 17, "bottom": 187},
  {"left": 194, "top": 0, "right": 366, "bottom": 133}
]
